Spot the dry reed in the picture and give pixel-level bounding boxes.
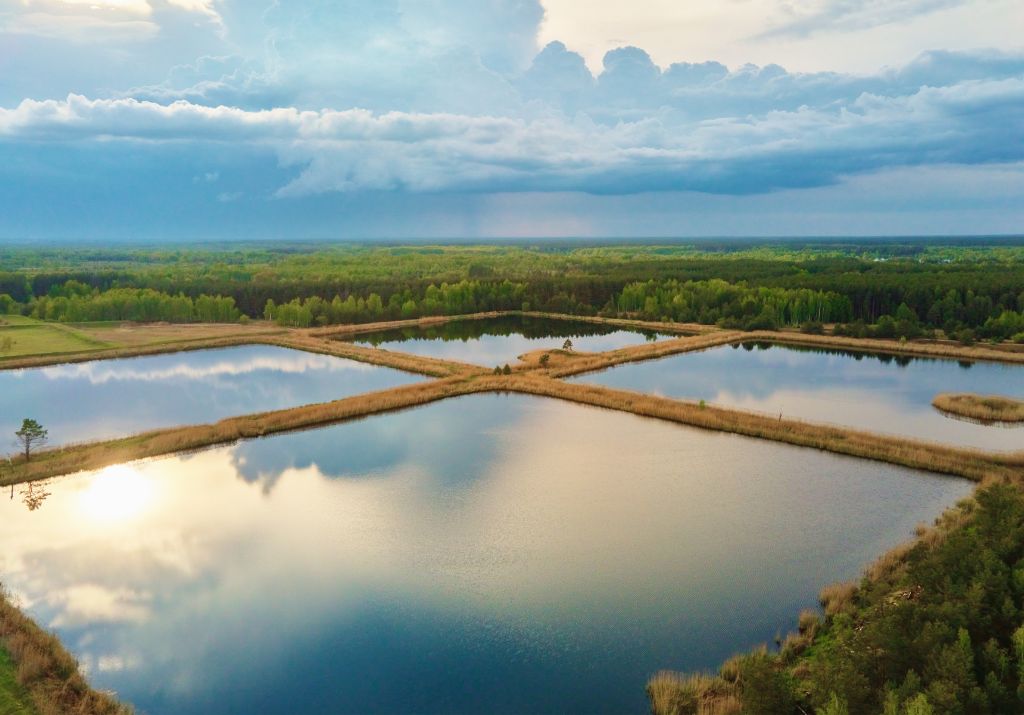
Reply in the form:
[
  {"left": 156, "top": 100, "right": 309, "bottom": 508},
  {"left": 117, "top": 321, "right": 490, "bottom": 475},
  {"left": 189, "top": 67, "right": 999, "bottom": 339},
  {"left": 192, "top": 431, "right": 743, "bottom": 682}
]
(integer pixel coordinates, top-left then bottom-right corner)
[
  {"left": 0, "top": 586, "right": 130, "bottom": 714},
  {"left": 932, "top": 393, "right": 1024, "bottom": 423},
  {"left": 646, "top": 671, "right": 741, "bottom": 715}
]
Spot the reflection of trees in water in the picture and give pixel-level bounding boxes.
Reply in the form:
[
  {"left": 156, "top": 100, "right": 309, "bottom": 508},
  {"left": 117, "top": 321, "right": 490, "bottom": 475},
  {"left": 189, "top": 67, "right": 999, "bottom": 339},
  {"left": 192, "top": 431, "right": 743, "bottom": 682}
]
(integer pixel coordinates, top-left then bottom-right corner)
[
  {"left": 351, "top": 316, "right": 668, "bottom": 346},
  {"left": 735, "top": 341, "right": 971, "bottom": 369},
  {"left": 19, "top": 482, "right": 51, "bottom": 511}
]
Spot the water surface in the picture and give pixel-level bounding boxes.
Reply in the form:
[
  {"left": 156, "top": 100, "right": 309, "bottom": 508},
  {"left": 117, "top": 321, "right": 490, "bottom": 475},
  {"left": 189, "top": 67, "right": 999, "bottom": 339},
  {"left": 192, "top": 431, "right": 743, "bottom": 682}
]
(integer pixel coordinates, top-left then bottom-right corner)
[
  {"left": 0, "top": 395, "right": 969, "bottom": 714},
  {"left": 575, "top": 341, "right": 1024, "bottom": 451},
  {"left": 347, "top": 315, "right": 677, "bottom": 367},
  {"left": 0, "top": 345, "right": 421, "bottom": 446}
]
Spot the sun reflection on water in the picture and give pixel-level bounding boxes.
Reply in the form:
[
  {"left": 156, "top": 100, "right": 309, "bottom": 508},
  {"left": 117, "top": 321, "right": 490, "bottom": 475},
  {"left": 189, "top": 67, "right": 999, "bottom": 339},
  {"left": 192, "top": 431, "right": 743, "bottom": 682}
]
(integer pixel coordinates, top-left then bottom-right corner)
[{"left": 77, "top": 465, "right": 156, "bottom": 523}]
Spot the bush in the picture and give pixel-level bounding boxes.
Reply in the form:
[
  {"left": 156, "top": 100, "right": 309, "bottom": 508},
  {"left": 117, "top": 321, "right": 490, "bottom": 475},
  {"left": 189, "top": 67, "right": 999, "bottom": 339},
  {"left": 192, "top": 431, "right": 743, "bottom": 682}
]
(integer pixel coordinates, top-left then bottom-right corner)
[
  {"left": 956, "top": 328, "right": 976, "bottom": 346},
  {"left": 650, "top": 484, "right": 1024, "bottom": 715}
]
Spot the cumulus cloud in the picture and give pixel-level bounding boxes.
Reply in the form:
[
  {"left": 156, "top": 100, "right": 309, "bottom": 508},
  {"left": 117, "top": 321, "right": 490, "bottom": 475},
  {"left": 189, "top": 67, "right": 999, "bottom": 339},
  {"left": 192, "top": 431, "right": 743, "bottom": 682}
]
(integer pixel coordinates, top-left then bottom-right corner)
[
  {"left": 1, "top": 0, "right": 1022, "bottom": 238},
  {"left": 3, "top": 67, "right": 1022, "bottom": 197}
]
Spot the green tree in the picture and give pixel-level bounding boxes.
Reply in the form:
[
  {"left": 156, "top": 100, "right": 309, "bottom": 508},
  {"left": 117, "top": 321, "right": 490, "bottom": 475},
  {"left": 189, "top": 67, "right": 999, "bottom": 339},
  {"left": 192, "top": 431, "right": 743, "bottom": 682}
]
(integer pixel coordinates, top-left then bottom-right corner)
[
  {"left": 562, "top": 338, "right": 573, "bottom": 351},
  {"left": 539, "top": 353, "right": 550, "bottom": 367},
  {"left": 15, "top": 418, "right": 48, "bottom": 461},
  {"left": 903, "top": 693, "right": 934, "bottom": 715}
]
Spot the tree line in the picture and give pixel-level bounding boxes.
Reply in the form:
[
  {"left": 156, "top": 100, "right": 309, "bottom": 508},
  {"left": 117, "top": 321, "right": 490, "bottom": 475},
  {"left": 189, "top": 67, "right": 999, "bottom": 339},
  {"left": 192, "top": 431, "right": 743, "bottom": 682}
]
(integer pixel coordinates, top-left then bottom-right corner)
[
  {"left": 4, "top": 285, "right": 242, "bottom": 324},
  {"left": 1, "top": 243, "right": 1023, "bottom": 340}
]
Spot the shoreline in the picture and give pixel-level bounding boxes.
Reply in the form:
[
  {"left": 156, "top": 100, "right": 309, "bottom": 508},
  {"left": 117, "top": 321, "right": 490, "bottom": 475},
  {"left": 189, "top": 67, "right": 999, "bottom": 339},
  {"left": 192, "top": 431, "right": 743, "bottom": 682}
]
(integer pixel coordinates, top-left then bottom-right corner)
[
  {"left": 5, "top": 311, "right": 1024, "bottom": 373},
  {"left": 3, "top": 370, "right": 1020, "bottom": 488},
  {"left": 3, "top": 310, "right": 1024, "bottom": 713}
]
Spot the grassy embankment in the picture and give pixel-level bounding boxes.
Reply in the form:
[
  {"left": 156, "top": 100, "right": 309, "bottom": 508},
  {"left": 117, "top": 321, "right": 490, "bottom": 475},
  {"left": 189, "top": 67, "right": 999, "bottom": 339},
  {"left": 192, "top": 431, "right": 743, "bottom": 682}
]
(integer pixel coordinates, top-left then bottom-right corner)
[
  {"left": 3, "top": 370, "right": 1021, "bottom": 489},
  {"left": 6, "top": 310, "right": 1024, "bottom": 372},
  {"left": 0, "top": 375, "right": 492, "bottom": 487},
  {"left": 0, "top": 588, "right": 128, "bottom": 715},
  {"left": 3, "top": 315, "right": 1023, "bottom": 488},
  {"left": 933, "top": 393, "right": 1024, "bottom": 424},
  {"left": 646, "top": 481, "right": 1024, "bottom": 715},
  {"left": 501, "top": 375, "right": 1023, "bottom": 483}
]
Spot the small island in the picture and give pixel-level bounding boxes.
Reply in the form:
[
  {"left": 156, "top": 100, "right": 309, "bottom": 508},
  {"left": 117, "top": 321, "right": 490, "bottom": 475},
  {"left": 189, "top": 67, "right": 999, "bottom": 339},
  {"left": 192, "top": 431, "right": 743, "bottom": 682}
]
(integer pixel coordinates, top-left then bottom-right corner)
[{"left": 933, "top": 393, "right": 1024, "bottom": 424}]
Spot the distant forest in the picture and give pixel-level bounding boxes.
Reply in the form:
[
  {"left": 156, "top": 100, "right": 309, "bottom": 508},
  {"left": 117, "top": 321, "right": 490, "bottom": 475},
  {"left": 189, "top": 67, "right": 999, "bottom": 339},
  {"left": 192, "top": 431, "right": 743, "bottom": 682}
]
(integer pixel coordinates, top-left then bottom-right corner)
[{"left": 1, "top": 241, "right": 1023, "bottom": 342}]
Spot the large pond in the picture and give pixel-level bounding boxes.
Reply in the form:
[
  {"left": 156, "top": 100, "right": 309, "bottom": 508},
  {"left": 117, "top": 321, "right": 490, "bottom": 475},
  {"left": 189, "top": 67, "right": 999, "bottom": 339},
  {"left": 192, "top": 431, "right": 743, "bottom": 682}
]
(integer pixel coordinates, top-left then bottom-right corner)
[
  {"left": 574, "top": 341, "right": 1024, "bottom": 452},
  {"left": 0, "top": 345, "right": 421, "bottom": 447},
  {"left": 0, "top": 395, "right": 969, "bottom": 714},
  {"left": 345, "top": 315, "right": 678, "bottom": 367}
]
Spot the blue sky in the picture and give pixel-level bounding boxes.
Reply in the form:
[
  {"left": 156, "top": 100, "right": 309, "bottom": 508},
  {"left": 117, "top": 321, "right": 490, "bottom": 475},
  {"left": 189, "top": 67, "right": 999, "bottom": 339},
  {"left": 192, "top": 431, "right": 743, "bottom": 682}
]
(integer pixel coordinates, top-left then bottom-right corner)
[{"left": 1, "top": 0, "right": 1022, "bottom": 240}]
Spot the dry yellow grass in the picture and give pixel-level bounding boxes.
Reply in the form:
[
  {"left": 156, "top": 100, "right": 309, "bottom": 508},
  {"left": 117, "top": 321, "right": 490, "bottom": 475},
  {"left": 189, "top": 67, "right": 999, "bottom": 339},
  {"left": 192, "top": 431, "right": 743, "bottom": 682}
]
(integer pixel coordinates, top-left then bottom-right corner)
[
  {"left": 520, "top": 311, "right": 713, "bottom": 336},
  {"left": 932, "top": 393, "right": 1024, "bottom": 423},
  {"left": 744, "top": 330, "right": 1024, "bottom": 365},
  {"left": 6, "top": 311, "right": 1022, "bottom": 374},
  {"left": 0, "top": 586, "right": 129, "bottom": 715},
  {"left": 309, "top": 311, "right": 509, "bottom": 338},
  {"left": 543, "top": 332, "right": 746, "bottom": 377},
  {"left": 0, "top": 376, "right": 494, "bottom": 487},
  {"left": 496, "top": 375, "right": 1024, "bottom": 483},
  {"left": 5, "top": 367, "right": 1021, "bottom": 489},
  {"left": 272, "top": 333, "right": 484, "bottom": 377},
  {"left": 646, "top": 671, "right": 741, "bottom": 715}
]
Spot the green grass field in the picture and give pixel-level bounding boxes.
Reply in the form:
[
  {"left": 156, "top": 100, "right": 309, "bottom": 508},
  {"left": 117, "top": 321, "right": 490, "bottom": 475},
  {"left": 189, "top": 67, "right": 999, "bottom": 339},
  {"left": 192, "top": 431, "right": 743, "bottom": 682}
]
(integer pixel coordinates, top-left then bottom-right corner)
[
  {"left": 0, "top": 316, "right": 39, "bottom": 327},
  {"left": 0, "top": 320, "right": 111, "bottom": 359},
  {"left": 0, "top": 648, "right": 34, "bottom": 715}
]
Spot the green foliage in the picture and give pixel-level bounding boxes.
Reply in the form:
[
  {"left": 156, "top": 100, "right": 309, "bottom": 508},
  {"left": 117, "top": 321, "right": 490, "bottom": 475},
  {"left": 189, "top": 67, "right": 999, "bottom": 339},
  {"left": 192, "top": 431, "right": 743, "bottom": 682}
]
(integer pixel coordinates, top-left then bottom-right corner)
[
  {"left": 14, "top": 419, "right": 48, "bottom": 461},
  {"left": 27, "top": 287, "right": 241, "bottom": 324},
  {"left": 735, "top": 651, "right": 795, "bottom": 714},
  {"left": 2, "top": 242, "right": 1023, "bottom": 337},
  {"left": 0, "top": 647, "right": 35, "bottom": 715},
  {"left": 616, "top": 278, "right": 853, "bottom": 328},
  {"left": 676, "top": 483, "right": 1024, "bottom": 715}
]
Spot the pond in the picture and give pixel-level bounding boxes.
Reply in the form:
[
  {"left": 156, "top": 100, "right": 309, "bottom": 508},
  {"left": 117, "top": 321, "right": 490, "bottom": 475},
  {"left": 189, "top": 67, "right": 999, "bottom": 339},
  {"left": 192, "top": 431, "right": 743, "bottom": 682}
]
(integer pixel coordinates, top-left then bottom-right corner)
[
  {"left": 0, "top": 345, "right": 422, "bottom": 447},
  {"left": 345, "top": 315, "right": 678, "bottom": 367},
  {"left": 0, "top": 394, "right": 970, "bottom": 714},
  {"left": 573, "top": 341, "right": 1024, "bottom": 452}
]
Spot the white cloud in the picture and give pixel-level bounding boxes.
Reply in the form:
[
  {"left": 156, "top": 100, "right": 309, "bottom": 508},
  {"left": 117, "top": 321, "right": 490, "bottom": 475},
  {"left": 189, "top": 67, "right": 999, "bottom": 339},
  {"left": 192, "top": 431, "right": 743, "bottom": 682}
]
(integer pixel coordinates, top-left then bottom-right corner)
[
  {"left": 3, "top": 68, "right": 1022, "bottom": 197},
  {"left": 539, "top": 0, "right": 1023, "bottom": 74}
]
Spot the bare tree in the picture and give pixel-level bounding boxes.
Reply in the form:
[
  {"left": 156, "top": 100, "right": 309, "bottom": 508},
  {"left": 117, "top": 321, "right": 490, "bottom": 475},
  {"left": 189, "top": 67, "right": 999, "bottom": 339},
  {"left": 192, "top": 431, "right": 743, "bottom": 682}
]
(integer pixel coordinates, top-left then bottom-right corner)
[{"left": 15, "top": 419, "right": 48, "bottom": 461}]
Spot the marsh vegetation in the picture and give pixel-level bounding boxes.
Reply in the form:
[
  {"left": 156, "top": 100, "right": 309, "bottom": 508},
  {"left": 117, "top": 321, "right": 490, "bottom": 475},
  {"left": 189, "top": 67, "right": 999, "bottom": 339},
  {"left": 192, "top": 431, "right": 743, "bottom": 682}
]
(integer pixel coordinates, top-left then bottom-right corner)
[
  {"left": 933, "top": 393, "right": 1024, "bottom": 424},
  {"left": 648, "top": 482, "right": 1024, "bottom": 715}
]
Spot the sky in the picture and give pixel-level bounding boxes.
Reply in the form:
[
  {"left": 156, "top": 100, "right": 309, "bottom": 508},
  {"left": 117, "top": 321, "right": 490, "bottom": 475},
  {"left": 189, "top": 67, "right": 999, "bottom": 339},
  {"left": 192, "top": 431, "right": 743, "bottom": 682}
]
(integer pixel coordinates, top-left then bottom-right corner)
[{"left": 0, "top": 0, "right": 1022, "bottom": 240}]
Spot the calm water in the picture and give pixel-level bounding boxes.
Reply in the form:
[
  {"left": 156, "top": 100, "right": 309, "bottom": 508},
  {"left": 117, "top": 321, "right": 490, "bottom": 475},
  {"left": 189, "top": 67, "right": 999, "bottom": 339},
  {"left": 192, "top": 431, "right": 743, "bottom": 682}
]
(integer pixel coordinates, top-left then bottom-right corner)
[
  {"left": 0, "top": 345, "right": 422, "bottom": 447},
  {"left": 574, "top": 342, "right": 1024, "bottom": 452},
  {"left": 347, "top": 316, "right": 677, "bottom": 366},
  {"left": 0, "top": 395, "right": 969, "bottom": 714}
]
